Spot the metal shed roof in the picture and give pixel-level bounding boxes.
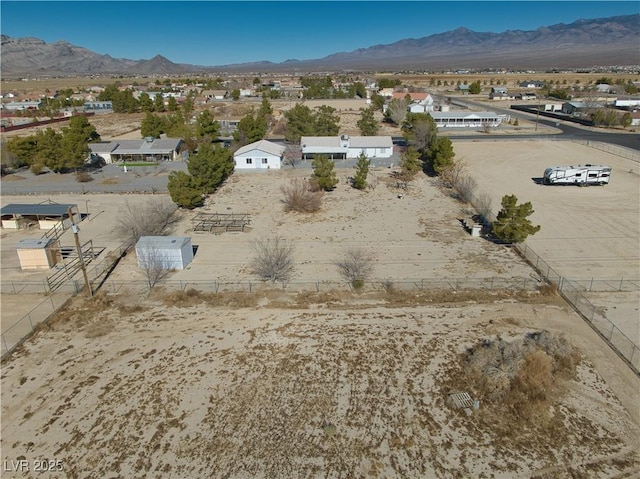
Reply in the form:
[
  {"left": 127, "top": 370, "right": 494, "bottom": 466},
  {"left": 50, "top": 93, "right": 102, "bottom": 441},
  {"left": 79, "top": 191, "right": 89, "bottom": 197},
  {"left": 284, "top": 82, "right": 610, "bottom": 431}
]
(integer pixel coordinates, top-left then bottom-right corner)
[
  {"left": 0, "top": 204, "right": 77, "bottom": 217},
  {"left": 135, "top": 236, "right": 191, "bottom": 249},
  {"left": 16, "top": 238, "right": 57, "bottom": 249}
]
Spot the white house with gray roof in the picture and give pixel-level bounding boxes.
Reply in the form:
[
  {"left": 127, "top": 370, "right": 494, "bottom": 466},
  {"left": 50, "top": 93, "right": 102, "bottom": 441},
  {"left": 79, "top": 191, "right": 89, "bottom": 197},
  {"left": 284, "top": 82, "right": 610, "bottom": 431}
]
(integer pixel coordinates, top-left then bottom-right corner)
[
  {"left": 89, "top": 137, "right": 183, "bottom": 163},
  {"left": 301, "top": 135, "right": 393, "bottom": 160},
  {"left": 233, "top": 140, "right": 286, "bottom": 169}
]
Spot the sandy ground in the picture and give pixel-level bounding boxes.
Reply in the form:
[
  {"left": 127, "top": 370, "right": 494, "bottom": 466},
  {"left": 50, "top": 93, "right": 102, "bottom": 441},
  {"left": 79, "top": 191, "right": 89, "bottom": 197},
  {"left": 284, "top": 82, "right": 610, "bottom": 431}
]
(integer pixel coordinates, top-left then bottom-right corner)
[
  {"left": 2, "top": 127, "right": 639, "bottom": 477},
  {"left": 1, "top": 294, "right": 639, "bottom": 478}
]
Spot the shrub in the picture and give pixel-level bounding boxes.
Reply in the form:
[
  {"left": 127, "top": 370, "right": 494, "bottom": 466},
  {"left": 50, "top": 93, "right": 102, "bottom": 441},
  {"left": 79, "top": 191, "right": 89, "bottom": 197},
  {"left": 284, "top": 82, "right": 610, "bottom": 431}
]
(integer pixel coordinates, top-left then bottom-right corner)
[
  {"left": 336, "top": 248, "right": 374, "bottom": 285},
  {"left": 75, "top": 170, "right": 93, "bottom": 183},
  {"left": 250, "top": 236, "right": 295, "bottom": 282},
  {"left": 30, "top": 162, "right": 45, "bottom": 175},
  {"left": 281, "top": 178, "right": 323, "bottom": 213}
]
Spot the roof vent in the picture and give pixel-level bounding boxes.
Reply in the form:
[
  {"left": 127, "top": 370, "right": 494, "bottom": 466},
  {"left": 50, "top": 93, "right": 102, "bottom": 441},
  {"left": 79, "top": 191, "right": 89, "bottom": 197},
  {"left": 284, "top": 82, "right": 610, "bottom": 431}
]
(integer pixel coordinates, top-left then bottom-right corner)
[{"left": 145, "top": 136, "right": 154, "bottom": 143}]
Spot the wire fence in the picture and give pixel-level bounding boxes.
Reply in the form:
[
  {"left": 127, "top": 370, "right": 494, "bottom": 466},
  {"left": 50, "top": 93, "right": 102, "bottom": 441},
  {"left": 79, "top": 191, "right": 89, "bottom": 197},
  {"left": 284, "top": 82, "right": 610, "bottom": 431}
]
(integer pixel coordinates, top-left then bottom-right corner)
[
  {"left": 1, "top": 290, "right": 75, "bottom": 359},
  {"left": 515, "top": 243, "right": 639, "bottom": 375},
  {"left": 571, "top": 140, "right": 640, "bottom": 163}
]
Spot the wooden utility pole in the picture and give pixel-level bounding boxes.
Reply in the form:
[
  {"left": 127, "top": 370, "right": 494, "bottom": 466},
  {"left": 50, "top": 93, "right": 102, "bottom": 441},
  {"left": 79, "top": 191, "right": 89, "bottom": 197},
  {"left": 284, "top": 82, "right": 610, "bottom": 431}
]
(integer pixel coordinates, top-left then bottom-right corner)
[{"left": 68, "top": 206, "right": 93, "bottom": 297}]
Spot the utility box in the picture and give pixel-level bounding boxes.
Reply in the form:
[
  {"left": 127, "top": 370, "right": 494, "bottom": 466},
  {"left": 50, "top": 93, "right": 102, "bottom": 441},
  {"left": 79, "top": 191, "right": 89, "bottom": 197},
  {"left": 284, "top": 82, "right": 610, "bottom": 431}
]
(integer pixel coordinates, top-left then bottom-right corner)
[
  {"left": 16, "top": 238, "right": 60, "bottom": 270},
  {"left": 135, "top": 236, "right": 193, "bottom": 270}
]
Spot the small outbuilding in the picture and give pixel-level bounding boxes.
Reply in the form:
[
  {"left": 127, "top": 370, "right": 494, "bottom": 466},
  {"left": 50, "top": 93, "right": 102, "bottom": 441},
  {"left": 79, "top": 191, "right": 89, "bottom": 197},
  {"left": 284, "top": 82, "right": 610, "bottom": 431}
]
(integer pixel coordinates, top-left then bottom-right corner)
[
  {"left": 233, "top": 140, "right": 286, "bottom": 170},
  {"left": 135, "top": 236, "right": 193, "bottom": 270},
  {"left": 16, "top": 238, "right": 60, "bottom": 270},
  {"left": 0, "top": 203, "right": 80, "bottom": 230}
]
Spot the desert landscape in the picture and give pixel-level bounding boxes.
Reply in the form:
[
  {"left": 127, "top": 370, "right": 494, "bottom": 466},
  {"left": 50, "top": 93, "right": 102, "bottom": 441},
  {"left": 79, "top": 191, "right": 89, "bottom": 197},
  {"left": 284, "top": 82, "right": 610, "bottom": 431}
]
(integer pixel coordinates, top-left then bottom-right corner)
[{"left": 1, "top": 135, "right": 639, "bottom": 477}]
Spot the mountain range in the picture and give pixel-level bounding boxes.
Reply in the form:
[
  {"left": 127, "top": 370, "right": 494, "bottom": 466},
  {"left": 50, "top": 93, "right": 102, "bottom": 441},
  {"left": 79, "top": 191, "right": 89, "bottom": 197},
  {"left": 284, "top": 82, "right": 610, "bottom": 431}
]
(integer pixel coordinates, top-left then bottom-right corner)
[{"left": 1, "top": 14, "right": 638, "bottom": 77}]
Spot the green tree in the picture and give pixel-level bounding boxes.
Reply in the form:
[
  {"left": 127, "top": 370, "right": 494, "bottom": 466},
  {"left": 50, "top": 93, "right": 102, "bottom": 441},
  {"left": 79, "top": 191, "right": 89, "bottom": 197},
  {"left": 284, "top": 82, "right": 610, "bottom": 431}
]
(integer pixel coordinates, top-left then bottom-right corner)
[
  {"left": 187, "top": 143, "right": 234, "bottom": 194},
  {"left": 231, "top": 89, "right": 241, "bottom": 101},
  {"left": 428, "top": 137, "right": 455, "bottom": 174},
  {"left": 153, "top": 94, "right": 166, "bottom": 112},
  {"left": 34, "top": 128, "right": 64, "bottom": 172},
  {"left": 469, "top": 81, "right": 482, "bottom": 94},
  {"left": 492, "top": 194, "right": 541, "bottom": 244},
  {"left": 377, "top": 78, "right": 401, "bottom": 89},
  {"left": 370, "top": 93, "right": 385, "bottom": 111},
  {"left": 398, "top": 147, "right": 422, "bottom": 181},
  {"left": 311, "top": 155, "right": 339, "bottom": 191},
  {"left": 141, "top": 113, "right": 166, "bottom": 138},
  {"left": 314, "top": 105, "right": 340, "bottom": 136},
  {"left": 357, "top": 107, "right": 379, "bottom": 136},
  {"left": 234, "top": 112, "right": 267, "bottom": 146},
  {"left": 385, "top": 97, "right": 410, "bottom": 125},
  {"left": 4, "top": 136, "right": 38, "bottom": 166},
  {"left": 167, "top": 171, "right": 204, "bottom": 208},
  {"left": 284, "top": 103, "right": 316, "bottom": 142},
  {"left": 352, "top": 152, "right": 370, "bottom": 190},
  {"left": 166, "top": 96, "right": 178, "bottom": 112},
  {"left": 182, "top": 91, "right": 195, "bottom": 119},
  {"left": 621, "top": 112, "right": 632, "bottom": 128},
  {"left": 60, "top": 115, "right": 100, "bottom": 170},
  {"left": 402, "top": 113, "right": 438, "bottom": 158},
  {"left": 139, "top": 92, "right": 154, "bottom": 112},
  {"left": 195, "top": 109, "right": 219, "bottom": 143}
]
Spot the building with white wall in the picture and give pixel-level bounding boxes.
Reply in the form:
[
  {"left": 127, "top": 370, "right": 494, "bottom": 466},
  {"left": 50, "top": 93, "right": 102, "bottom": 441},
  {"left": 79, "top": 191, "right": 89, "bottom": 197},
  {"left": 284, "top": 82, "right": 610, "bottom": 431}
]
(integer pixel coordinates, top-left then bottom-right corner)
[
  {"left": 301, "top": 135, "right": 393, "bottom": 160},
  {"left": 233, "top": 140, "right": 286, "bottom": 169}
]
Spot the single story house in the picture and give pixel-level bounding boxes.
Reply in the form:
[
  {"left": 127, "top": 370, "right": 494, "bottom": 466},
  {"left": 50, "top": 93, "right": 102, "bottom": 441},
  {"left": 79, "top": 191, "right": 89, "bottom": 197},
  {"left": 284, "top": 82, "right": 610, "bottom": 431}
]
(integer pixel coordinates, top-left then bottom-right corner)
[
  {"left": 301, "top": 135, "right": 393, "bottom": 160},
  {"left": 430, "top": 112, "right": 502, "bottom": 128},
  {"left": 516, "top": 92, "right": 537, "bottom": 101},
  {"left": 0, "top": 101, "right": 41, "bottom": 111},
  {"left": 89, "top": 137, "right": 183, "bottom": 163},
  {"left": 519, "top": 81, "right": 545, "bottom": 89},
  {"left": 234, "top": 140, "right": 286, "bottom": 170},
  {"left": 491, "top": 87, "right": 508, "bottom": 95},
  {"left": 407, "top": 94, "right": 435, "bottom": 113},
  {"left": 614, "top": 97, "right": 640, "bottom": 108},
  {"left": 562, "top": 102, "right": 591, "bottom": 115}
]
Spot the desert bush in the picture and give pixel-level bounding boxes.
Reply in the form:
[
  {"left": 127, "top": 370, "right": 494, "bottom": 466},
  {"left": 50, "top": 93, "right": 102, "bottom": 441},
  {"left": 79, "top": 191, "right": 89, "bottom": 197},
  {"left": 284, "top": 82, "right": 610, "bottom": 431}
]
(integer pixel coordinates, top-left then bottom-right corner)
[
  {"left": 115, "top": 197, "right": 178, "bottom": 248},
  {"left": 455, "top": 175, "right": 477, "bottom": 204},
  {"left": 336, "top": 248, "right": 374, "bottom": 287},
  {"left": 464, "top": 331, "right": 579, "bottom": 420},
  {"left": 30, "top": 162, "right": 45, "bottom": 175},
  {"left": 250, "top": 236, "right": 295, "bottom": 282},
  {"left": 281, "top": 178, "right": 323, "bottom": 213},
  {"left": 475, "top": 192, "right": 493, "bottom": 225},
  {"left": 439, "top": 159, "right": 467, "bottom": 189},
  {"left": 75, "top": 170, "right": 93, "bottom": 183}
]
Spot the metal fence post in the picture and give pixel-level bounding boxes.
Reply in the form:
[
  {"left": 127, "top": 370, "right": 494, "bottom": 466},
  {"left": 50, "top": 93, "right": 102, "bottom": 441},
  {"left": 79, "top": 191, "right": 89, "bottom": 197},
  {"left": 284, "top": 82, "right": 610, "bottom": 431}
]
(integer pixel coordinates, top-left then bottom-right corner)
[
  {"left": 12, "top": 281, "right": 16, "bottom": 294},
  {"left": 619, "top": 277, "right": 624, "bottom": 292},
  {"left": 589, "top": 278, "right": 593, "bottom": 292},
  {"left": 2, "top": 334, "right": 8, "bottom": 354}
]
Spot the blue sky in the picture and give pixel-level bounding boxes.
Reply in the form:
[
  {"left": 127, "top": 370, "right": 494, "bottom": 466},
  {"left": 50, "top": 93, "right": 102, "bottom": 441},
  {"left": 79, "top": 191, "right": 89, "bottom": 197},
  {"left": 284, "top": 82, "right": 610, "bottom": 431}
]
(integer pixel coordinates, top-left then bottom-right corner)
[{"left": 1, "top": 1, "right": 638, "bottom": 66}]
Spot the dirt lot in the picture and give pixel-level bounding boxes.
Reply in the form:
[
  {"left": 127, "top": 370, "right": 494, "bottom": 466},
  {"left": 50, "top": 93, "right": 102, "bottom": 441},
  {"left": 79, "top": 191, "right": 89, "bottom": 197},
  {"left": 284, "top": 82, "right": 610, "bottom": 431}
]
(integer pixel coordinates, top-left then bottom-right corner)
[{"left": 1, "top": 134, "right": 639, "bottom": 477}]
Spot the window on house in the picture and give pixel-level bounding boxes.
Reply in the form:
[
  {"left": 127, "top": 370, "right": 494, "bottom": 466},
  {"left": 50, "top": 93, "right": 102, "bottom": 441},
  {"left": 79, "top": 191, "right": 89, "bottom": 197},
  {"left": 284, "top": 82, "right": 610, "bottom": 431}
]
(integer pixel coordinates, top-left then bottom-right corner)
[
  {"left": 262, "top": 158, "right": 268, "bottom": 164},
  {"left": 380, "top": 148, "right": 387, "bottom": 153},
  {"left": 246, "top": 158, "right": 252, "bottom": 164}
]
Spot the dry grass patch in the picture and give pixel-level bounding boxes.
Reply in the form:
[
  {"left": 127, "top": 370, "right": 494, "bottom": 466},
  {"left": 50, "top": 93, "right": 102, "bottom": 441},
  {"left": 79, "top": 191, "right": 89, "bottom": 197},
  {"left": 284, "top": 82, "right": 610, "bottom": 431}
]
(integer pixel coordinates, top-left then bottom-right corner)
[{"left": 157, "top": 288, "right": 259, "bottom": 309}]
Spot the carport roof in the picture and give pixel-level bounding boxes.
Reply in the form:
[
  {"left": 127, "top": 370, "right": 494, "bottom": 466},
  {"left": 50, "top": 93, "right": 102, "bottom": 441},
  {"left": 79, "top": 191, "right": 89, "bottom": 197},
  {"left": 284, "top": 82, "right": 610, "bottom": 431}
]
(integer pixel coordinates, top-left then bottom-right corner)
[{"left": 0, "top": 203, "right": 77, "bottom": 217}]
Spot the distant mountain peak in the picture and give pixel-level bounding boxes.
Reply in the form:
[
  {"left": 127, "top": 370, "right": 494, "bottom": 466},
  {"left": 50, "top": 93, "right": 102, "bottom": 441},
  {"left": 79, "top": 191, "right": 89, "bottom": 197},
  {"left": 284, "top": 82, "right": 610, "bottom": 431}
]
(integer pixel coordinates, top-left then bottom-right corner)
[{"left": 1, "top": 14, "right": 638, "bottom": 76}]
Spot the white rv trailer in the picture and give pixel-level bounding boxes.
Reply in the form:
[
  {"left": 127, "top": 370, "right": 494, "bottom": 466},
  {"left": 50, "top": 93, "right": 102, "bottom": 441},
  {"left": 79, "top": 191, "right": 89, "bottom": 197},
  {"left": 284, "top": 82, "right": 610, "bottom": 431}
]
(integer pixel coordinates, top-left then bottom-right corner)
[{"left": 543, "top": 164, "right": 611, "bottom": 186}]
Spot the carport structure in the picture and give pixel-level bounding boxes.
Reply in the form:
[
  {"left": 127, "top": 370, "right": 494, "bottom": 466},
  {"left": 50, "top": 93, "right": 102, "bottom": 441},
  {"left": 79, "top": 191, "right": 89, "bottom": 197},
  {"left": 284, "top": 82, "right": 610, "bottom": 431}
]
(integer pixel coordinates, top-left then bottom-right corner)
[{"left": 0, "top": 203, "right": 80, "bottom": 233}]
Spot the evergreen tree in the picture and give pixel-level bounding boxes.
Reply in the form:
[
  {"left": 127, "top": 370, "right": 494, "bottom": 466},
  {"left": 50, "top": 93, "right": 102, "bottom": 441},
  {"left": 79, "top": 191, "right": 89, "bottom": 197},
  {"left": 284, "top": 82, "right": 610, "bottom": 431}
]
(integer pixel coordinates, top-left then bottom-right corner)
[
  {"left": 141, "top": 113, "right": 166, "bottom": 138},
  {"left": 352, "top": 152, "right": 370, "bottom": 190},
  {"left": 60, "top": 115, "right": 100, "bottom": 169},
  {"left": 428, "top": 137, "right": 455, "bottom": 174},
  {"left": 311, "top": 155, "right": 339, "bottom": 191},
  {"left": 402, "top": 113, "right": 438, "bottom": 158},
  {"left": 166, "top": 96, "right": 178, "bottom": 112},
  {"left": 234, "top": 112, "right": 267, "bottom": 146},
  {"left": 195, "top": 109, "right": 219, "bottom": 143},
  {"left": 139, "top": 92, "right": 154, "bottom": 112},
  {"left": 314, "top": 105, "right": 340, "bottom": 136},
  {"left": 153, "top": 94, "right": 166, "bottom": 112},
  {"left": 492, "top": 194, "right": 541, "bottom": 244},
  {"left": 398, "top": 147, "right": 422, "bottom": 182},
  {"left": 284, "top": 103, "right": 316, "bottom": 142},
  {"left": 167, "top": 171, "right": 203, "bottom": 209},
  {"left": 187, "top": 143, "right": 234, "bottom": 194},
  {"left": 34, "top": 128, "right": 64, "bottom": 172},
  {"left": 357, "top": 107, "right": 379, "bottom": 136}
]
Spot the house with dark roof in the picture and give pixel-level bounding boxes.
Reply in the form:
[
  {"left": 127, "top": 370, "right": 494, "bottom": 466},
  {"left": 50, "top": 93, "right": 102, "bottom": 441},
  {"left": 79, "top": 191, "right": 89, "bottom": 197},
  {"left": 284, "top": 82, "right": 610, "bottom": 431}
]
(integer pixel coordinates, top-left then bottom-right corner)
[{"left": 88, "top": 137, "right": 183, "bottom": 164}]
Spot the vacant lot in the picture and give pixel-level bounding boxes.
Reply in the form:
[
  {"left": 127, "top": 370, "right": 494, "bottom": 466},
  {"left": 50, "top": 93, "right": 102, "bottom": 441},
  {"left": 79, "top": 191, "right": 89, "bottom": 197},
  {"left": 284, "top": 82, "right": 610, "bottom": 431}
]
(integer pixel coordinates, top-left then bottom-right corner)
[{"left": 1, "top": 139, "right": 638, "bottom": 478}]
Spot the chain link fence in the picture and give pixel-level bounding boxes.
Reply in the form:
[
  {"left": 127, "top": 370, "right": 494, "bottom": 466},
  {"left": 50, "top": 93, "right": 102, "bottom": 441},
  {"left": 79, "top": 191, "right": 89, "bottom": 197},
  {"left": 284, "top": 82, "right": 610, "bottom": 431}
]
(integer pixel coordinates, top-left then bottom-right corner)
[
  {"left": 571, "top": 140, "right": 640, "bottom": 163},
  {"left": 515, "top": 243, "right": 639, "bottom": 375}
]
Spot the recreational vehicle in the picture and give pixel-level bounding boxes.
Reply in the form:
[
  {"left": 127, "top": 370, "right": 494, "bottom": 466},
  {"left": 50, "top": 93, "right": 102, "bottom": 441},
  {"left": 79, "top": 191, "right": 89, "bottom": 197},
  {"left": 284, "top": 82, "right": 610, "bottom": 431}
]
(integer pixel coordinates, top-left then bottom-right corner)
[{"left": 543, "top": 164, "right": 611, "bottom": 186}]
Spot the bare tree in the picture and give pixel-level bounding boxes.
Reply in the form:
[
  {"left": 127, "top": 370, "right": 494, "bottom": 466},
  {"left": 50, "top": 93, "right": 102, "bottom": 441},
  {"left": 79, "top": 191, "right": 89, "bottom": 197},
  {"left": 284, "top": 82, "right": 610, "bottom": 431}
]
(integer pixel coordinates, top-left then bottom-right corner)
[
  {"left": 138, "top": 246, "right": 172, "bottom": 290},
  {"left": 335, "top": 248, "right": 374, "bottom": 289},
  {"left": 385, "top": 98, "right": 410, "bottom": 125},
  {"left": 116, "top": 198, "right": 178, "bottom": 248},
  {"left": 455, "top": 175, "right": 478, "bottom": 204},
  {"left": 282, "top": 143, "right": 302, "bottom": 168},
  {"left": 439, "top": 159, "right": 468, "bottom": 189},
  {"left": 475, "top": 192, "right": 494, "bottom": 225},
  {"left": 250, "top": 236, "right": 295, "bottom": 282},
  {"left": 281, "top": 178, "right": 323, "bottom": 213}
]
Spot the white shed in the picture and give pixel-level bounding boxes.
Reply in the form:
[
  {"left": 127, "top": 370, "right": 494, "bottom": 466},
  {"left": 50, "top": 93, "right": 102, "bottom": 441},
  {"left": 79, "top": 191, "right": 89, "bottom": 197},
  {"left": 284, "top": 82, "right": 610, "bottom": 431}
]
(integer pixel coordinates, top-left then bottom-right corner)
[
  {"left": 16, "top": 238, "right": 60, "bottom": 270},
  {"left": 234, "top": 140, "right": 286, "bottom": 170},
  {"left": 135, "top": 236, "right": 193, "bottom": 270}
]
